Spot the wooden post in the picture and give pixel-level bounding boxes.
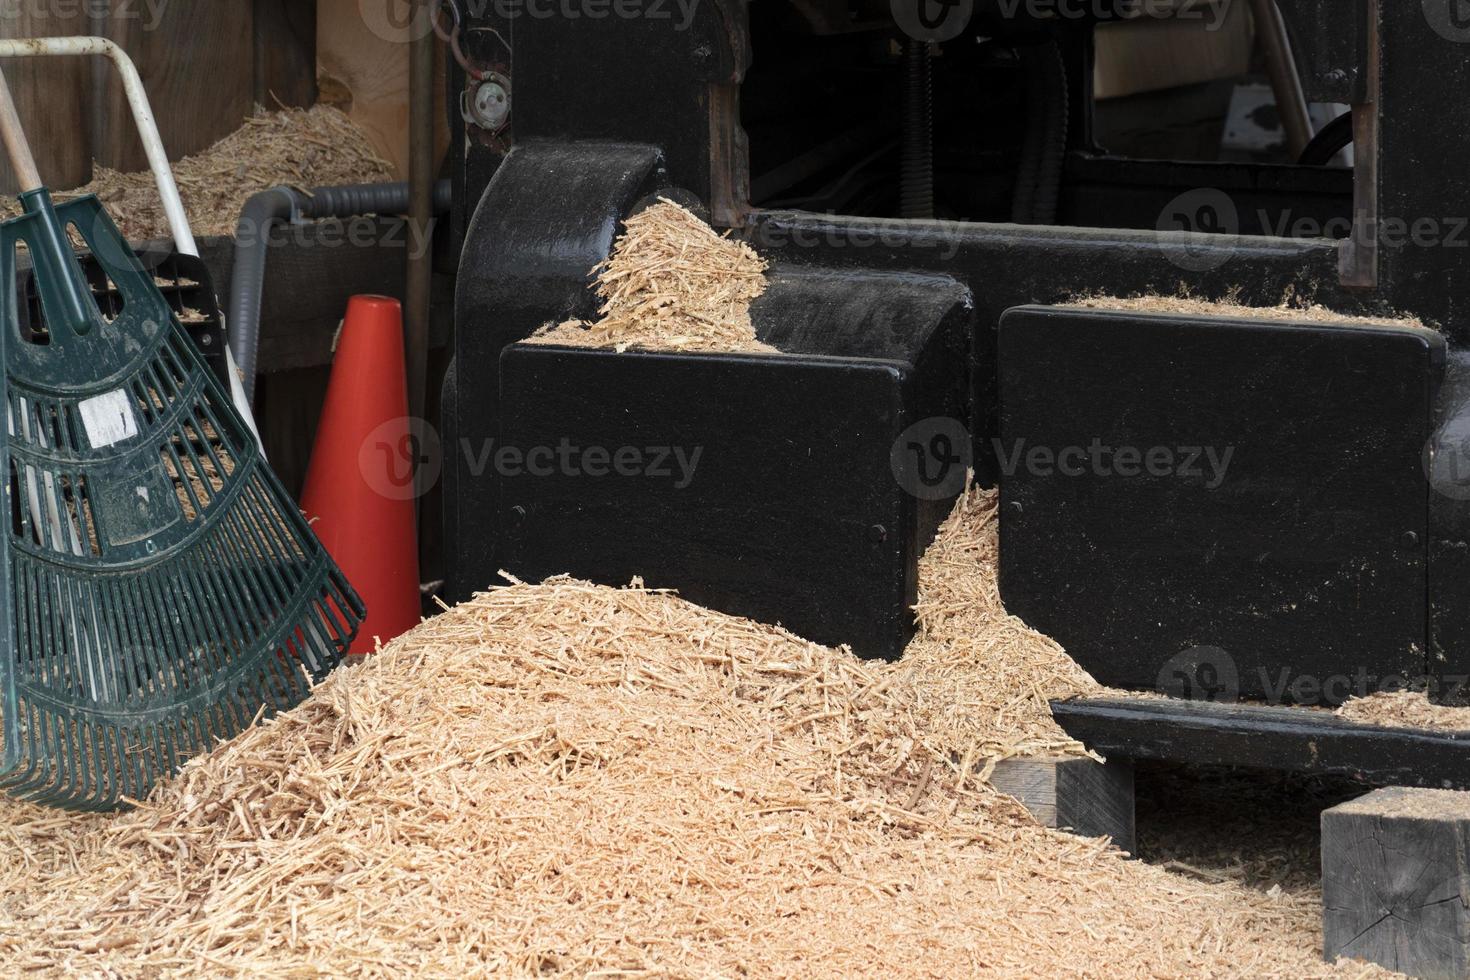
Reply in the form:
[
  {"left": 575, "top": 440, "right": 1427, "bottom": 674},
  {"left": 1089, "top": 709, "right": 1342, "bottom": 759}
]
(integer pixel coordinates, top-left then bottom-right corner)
[
  {"left": 992, "top": 756, "right": 1136, "bottom": 853},
  {"left": 1322, "top": 787, "right": 1470, "bottom": 978}
]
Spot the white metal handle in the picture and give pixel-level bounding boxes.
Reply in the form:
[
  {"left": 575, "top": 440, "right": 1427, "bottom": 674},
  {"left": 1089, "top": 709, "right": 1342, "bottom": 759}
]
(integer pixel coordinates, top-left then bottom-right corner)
[
  {"left": 0, "top": 37, "right": 262, "bottom": 448},
  {"left": 0, "top": 36, "right": 196, "bottom": 258}
]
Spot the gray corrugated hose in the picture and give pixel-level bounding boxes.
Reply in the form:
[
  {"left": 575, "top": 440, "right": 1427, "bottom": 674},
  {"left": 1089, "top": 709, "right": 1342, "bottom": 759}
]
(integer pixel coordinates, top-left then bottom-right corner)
[{"left": 228, "top": 179, "right": 454, "bottom": 402}]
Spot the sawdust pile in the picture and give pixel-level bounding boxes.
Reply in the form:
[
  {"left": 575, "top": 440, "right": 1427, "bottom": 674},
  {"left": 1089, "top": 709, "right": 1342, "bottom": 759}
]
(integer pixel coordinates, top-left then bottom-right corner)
[
  {"left": 0, "top": 105, "right": 393, "bottom": 241},
  {"left": 0, "top": 488, "right": 1385, "bottom": 976},
  {"left": 529, "top": 200, "right": 778, "bottom": 354},
  {"left": 1068, "top": 289, "right": 1425, "bottom": 329},
  {"left": 892, "top": 487, "right": 1100, "bottom": 769},
  {"left": 1338, "top": 691, "right": 1470, "bottom": 731}
]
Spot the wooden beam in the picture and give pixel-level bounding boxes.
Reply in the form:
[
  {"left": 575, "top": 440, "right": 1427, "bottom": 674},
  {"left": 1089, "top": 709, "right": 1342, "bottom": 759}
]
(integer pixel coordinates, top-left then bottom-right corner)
[
  {"left": 1322, "top": 787, "right": 1470, "bottom": 978},
  {"left": 95, "top": 3, "right": 254, "bottom": 171},
  {"left": 992, "top": 756, "right": 1136, "bottom": 853}
]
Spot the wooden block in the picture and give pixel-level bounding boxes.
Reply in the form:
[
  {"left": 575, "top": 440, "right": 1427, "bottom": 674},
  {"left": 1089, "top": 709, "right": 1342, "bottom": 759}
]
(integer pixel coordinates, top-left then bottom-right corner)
[
  {"left": 992, "top": 756, "right": 1136, "bottom": 853},
  {"left": 96, "top": 3, "right": 254, "bottom": 171},
  {"left": 1322, "top": 787, "right": 1470, "bottom": 979}
]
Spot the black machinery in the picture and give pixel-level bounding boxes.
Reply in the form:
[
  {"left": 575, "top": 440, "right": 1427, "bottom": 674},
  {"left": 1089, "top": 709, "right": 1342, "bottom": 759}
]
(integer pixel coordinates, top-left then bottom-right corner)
[{"left": 439, "top": 0, "right": 1470, "bottom": 787}]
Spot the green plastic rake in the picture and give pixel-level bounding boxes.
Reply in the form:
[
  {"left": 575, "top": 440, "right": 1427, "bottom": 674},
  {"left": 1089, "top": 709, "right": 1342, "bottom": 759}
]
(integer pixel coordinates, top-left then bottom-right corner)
[{"left": 0, "top": 66, "right": 362, "bottom": 810}]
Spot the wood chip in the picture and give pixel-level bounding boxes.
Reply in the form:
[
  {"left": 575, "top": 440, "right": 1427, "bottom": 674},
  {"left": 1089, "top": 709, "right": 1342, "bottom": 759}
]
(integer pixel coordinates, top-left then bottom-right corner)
[
  {"left": 528, "top": 200, "right": 778, "bottom": 354},
  {"left": 0, "top": 488, "right": 1388, "bottom": 976},
  {"left": 0, "top": 105, "right": 393, "bottom": 241}
]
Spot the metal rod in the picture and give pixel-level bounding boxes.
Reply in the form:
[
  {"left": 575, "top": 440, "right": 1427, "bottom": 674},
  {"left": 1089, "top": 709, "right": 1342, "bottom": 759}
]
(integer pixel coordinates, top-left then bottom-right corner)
[
  {"left": 1249, "top": 0, "right": 1313, "bottom": 160},
  {"left": 0, "top": 62, "right": 40, "bottom": 191},
  {"left": 406, "top": 17, "right": 436, "bottom": 428}
]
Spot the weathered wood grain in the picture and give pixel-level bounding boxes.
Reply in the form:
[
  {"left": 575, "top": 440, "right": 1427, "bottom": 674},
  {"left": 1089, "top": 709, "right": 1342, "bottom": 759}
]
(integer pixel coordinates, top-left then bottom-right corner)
[
  {"left": 1322, "top": 787, "right": 1470, "bottom": 979},
  {"left": 96, "top": 3, "right": 254, "bottom": 171},
  {"left": 992, "top": 756, "right": 1136, "bottom": 853}
]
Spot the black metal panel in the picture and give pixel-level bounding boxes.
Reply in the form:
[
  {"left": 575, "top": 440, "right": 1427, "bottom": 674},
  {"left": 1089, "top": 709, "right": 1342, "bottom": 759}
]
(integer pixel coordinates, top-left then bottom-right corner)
[
  {"left": 1051, "top": 697, "right": 1470, "bottom": 790},
  {"left": 495, "top": 267, "right": 971, "bottom": 658},
  {"left": 1275, "top": 0, "right": 1369, "bottom": 104},
  {"left": 745, "top": 210, "right": 1355, "bottom": 483},
  {"left": 1000, "top": 306, "right": 1442, "bottom": 705},
  {"left": 499, "top": 348, "right": 918, "bottom": 657},
  {"left": 456, "top": 0, "right": 748, "bottom": 232},
  {"left": 1427, "top": 352, "right": 1470, "bottom": 705},
  {"left": 446, "top": 140, "right": 668, "bottom": 600}
]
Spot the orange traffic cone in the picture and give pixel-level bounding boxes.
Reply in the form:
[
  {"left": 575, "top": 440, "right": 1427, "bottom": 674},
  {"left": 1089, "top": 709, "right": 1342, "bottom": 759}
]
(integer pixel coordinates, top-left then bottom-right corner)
[{"left": 300, "top": 295, "right": 421, "bottom": 654}]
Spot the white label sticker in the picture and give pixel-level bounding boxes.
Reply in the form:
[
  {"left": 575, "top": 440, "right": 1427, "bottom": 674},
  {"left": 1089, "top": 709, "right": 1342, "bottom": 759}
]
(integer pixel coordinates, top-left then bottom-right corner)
[{"left": 79, "top": 389, "right": 139, "bottom": 449}]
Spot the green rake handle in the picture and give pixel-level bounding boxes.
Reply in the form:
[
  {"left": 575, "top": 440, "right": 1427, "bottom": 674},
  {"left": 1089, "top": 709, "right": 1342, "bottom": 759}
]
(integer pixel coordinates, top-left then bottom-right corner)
[{"left": 0, "top": 64, "right": 96, "bottom": 339}]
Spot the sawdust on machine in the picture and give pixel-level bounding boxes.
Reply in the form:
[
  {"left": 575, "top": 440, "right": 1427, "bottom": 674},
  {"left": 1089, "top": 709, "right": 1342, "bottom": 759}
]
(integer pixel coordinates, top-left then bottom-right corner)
[
  {"left": 1337, "top": 691, "right": 1470, "bottom": 730},
  {"left": 528, "top": 199, "right": 779, "bottom": 354},
  {"left": 1068, "top": 288, "right": 1426, "bottom": 329},
  {"left": 0, "top": 488, "right": 1384, "bottom": 975},
  {"left": 0, "top": 104, "right": 394, "bottom": 241}
]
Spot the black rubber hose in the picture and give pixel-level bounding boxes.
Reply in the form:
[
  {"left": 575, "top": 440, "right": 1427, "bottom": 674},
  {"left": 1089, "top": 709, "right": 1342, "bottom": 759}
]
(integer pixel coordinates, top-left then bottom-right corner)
[
  {"left": 1298, "top": 110, "right": 1353, "bottom": 167},
  {"left": 900, "top": 39, "right": 934, "bottom": 220},
  {"left": 229, "top": 179, "right": 454, "bottom": 403},
  {"left": 1010, "top": 42, "right": 1068, "bottom": 225}
]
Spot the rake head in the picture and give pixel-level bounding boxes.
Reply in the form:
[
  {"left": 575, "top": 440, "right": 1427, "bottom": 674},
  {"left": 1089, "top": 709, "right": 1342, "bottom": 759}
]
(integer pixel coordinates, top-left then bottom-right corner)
[{"left": 0, "top": 190, "right": 363, "bottom": 811}]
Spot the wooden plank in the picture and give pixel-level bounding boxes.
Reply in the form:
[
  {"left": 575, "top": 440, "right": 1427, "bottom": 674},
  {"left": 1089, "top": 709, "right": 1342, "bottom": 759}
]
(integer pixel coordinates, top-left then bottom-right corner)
[
  {"left": 1322, "top": 787, "right": 1470, "bottom": 978},
  {"left": 0, "top": 6, "right": 91, "bottom": 192},
  {"left": 992, "top": 756, "right": 1136, "bottom": 853},
  {"left": 1051, "top": 696, "right": 1470, "bottom": 789},
  {"left": 96, "top": 3, "right": 254, "bottom": 171},
  {"left": 254, "top": 0, "right": 318, "bottom": 109}
]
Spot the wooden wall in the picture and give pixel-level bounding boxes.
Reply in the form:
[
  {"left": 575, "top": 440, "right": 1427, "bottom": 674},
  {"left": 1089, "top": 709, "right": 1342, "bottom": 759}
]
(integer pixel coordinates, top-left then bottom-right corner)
[
  {"left": 0, "top": 0, "right": 318, "bottom": 194},
  {"left": 318, "top": 0, "right": 450, "bottom": 179}
]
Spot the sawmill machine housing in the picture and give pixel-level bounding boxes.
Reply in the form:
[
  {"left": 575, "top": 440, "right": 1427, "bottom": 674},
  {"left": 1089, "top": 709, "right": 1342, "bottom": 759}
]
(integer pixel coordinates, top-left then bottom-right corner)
[{"left": 441, "top": 0, "right": 1470, "bottom": 786}]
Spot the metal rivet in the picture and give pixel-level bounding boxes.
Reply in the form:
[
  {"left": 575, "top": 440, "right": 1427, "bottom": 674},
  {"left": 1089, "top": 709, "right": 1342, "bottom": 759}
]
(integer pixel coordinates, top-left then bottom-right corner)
[
  {"left": 869, "top": 524, "right": 887, "bottom": 543},
  {"left": 1402, "top": 531, "right": 1420, "bottom": 548}
]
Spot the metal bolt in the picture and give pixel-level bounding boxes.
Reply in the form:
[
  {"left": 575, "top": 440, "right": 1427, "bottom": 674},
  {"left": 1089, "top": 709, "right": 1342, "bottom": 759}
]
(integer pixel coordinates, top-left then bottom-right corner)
[
  {"left": 471, "top": 75, "right": 511, "bottom": 132},
  {"left": 869, "top": 524, "right": 887, "bottom": 543},
  {"left": 1402, "top": 530, "right": 1420, "bottom": 548}
]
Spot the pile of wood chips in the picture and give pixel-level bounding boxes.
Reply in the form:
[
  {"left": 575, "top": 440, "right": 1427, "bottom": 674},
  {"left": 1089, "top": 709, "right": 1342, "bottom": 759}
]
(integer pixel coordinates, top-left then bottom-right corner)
[
  {"left": 529, "top": 200, "right": 778, "bottom": 354},
  {"left": 0, "top": 105, "right": 394, "bottom": 241},
  {"left": 0, "top": 488, "right": 1386, "bottom": 976}
]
